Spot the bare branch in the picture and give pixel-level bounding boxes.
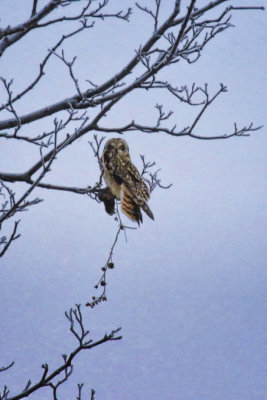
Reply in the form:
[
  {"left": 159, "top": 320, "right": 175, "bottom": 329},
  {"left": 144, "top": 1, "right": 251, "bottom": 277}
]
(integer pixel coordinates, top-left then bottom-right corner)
[
  {"left": 0, "top": 361, "right": 14, "bottom": 373},
  {"left": 166, "top": 0, "right": 197, "bottom": 64},
  {"left": 76, "top": 383, "right": 84, "bottom": 400},
  {"left": 0, "top": 385, "right": 10, "bottom": 400},
  {"left": 0, "top": 0, "right": 60, "bottom": 56},
  {"left": 6, "top": 304, "right": 122, "bottom": 400},
  {"left": 31, "top": 0, "right": 38, "bottom": 17},
  {"left": 0, "top": 220, "right": 20, "bottom": 258},
  {"left": 0, "top": 0, "right": 131, "bottom": 59},
  {"left": 0, "top": 1, "right": 263, "bottom": 132},
  {"left": 0, "top": 0, "right": 183, "bottom": 130},
  {"left": 228, "top": 6, "right": 264, "bottom": 11},
  {"left": 94, "top": 83, "right": 262, "bottom": 140},
  {"left": 51, "top": 49, "right": 84, "bottom": 98},
  {"left": 86, "top": 221, "right": 126, "bottom": 308},
  {"left": 140, "top": 155, "right": 172, "bottom": 192},
  {"left": 0, "top": 78, "right": 21, "bottom": 136},
  {"left": 91, "top": 389, "right": 96, "bottom": 400},
  {"left": 135, "top": 0, "right": 162, "bottom": 31},
  {"left": 0, "top": 25, "right": 92, "bottom": 113},
  {"left": 0, "top": 131, "right": 58, "bottom": 224},
  {"left": 36, "top": 2, "right": 132, "bottom": 29}
]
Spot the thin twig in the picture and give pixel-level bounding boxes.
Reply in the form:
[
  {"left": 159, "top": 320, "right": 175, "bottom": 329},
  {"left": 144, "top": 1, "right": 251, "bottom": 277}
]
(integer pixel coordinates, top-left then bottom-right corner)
[{"left": 0, "top": 220, "right": 20, "bottom": 257}]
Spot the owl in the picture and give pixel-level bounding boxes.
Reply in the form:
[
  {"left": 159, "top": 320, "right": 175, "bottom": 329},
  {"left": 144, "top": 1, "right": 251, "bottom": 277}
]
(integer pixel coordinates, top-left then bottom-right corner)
[{"left": 100, "top": 138, "right": 154, "bottom": 224}]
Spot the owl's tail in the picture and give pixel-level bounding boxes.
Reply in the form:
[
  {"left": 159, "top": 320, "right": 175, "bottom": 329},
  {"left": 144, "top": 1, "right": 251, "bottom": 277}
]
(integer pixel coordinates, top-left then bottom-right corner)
[
  {"left": 141, "top": 202, "right": 154, "bottom": 221},
  {"left": 121, "top": 191, "right": 154, "bottom": 225}
]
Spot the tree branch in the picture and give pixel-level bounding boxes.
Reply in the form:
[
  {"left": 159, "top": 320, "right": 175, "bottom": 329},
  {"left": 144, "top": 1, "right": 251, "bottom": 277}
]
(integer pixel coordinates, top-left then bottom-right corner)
[
  {"left": 0, "top": 132, "right": 58, "bottom": 224},
  {"left": 0, "top": 0, "right": 60, "bottom": 56},
  {"left": 0, "top": 0, "right": 183, "bottom": 129},
  {"left": 0, "top": 220, "right": 21, "bottom": 258},
  {"left": 6, "top": 305, "right": 122, "bottom": 400},
  {"left": 0, "top": 24, "right": 93, "bottom": 113},
  {"left": 0, "top": 361, "right": 15, "bottom": 373}
]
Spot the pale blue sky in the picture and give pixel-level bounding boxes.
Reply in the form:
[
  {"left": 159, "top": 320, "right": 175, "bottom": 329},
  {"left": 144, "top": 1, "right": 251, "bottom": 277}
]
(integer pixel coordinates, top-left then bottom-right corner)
[{"left": 0, "top": 1, "right": 266, "bottom": 399}]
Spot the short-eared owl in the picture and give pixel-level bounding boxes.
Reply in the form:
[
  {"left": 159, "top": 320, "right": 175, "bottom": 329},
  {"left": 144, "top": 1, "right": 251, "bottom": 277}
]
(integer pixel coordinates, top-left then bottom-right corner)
[{"left": 100, "top": 138, "right": 154, "bottom": 224}]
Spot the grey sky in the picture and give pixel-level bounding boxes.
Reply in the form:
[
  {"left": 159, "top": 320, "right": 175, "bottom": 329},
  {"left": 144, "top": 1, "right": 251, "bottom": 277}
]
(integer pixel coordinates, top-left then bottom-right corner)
[{"left": 0, "top": 1, "right": 266, "bottom": 399}]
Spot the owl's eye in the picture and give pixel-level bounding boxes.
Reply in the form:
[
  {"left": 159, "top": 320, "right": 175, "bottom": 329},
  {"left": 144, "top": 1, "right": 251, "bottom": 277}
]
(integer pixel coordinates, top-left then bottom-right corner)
[{"left": 120, "top": 145, "right": 125, "bottom": 151}]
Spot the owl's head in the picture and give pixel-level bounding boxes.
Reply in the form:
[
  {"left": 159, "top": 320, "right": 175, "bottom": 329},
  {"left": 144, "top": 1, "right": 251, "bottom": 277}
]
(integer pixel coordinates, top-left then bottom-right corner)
[{"left": 104, "top": 138, "right": 129, "bottom": 157}]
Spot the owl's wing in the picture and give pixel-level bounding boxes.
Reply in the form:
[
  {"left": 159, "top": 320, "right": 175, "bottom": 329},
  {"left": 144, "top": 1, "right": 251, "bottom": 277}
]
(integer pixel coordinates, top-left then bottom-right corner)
[
  {"left": 114, "top": 161, "right": 154, "bottom": 223},
  {"left": 114, "top": 161, "right": 150, "bottom": 201}
]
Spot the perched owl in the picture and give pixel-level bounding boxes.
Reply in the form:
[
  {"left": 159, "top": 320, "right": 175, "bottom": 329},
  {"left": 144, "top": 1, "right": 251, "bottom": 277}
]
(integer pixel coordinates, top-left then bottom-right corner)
[{"left": 100, "top": 138, "right": 154, "bottom": 224}]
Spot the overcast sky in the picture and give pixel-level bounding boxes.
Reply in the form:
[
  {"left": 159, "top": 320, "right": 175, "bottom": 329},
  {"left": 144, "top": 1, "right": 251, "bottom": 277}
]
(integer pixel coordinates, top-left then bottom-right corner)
[{"left": 0, "top": 1, "right": 266, "bottom": 400}]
